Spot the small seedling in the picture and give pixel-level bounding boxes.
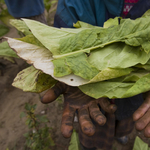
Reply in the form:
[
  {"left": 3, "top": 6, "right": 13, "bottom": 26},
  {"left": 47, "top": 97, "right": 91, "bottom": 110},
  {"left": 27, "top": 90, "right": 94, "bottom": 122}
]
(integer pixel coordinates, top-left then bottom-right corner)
[{"left": 20, "top": 103, "right": 55, "bottom": 150}]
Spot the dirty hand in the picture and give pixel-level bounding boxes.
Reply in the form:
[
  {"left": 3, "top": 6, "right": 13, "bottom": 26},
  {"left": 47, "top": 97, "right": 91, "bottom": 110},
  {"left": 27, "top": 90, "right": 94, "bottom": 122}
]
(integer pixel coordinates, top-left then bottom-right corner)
[
  {"left": 41, "top": 82, "right": 117, "bottom": 138},
  {"left": 133, "top": 91, "right": 150, "bottom": 137}
]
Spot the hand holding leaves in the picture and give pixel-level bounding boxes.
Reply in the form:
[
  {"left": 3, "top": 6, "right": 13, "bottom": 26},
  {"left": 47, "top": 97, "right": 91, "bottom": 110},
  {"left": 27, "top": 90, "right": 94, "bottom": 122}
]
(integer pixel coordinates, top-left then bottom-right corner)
[
  {"left": 41, "top": 82, "right": 117, "bottom": 138},
  {"left": 133, "top": 91, "right": 150, "bottom": 137}
]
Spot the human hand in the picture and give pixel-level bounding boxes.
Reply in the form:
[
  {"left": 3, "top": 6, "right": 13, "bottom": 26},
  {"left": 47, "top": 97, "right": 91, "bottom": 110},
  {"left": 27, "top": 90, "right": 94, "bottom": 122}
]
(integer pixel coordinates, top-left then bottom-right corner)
[
  {"left": 133, "top": 91, "right": 150, "bottom": 137},
  {"left": 41, "top": 82, "right": 117, "bottom": 138}
]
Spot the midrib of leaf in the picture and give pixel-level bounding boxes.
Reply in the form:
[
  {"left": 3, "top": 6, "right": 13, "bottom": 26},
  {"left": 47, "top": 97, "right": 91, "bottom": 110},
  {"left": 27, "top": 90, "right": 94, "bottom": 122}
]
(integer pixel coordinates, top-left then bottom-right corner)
[
  {"left": 54, "top": 19, "right": 150, "bottom": 59},
  {"left": 53, "top": 40, "right": 118, "bottom": 59}
]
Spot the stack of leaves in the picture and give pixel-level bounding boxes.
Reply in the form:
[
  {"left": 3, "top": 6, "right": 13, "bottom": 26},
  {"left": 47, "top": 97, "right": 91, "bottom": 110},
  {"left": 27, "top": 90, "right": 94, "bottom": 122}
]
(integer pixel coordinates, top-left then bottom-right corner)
[{"left": 4, "top": 10, "right": 150, "bottom": 99}]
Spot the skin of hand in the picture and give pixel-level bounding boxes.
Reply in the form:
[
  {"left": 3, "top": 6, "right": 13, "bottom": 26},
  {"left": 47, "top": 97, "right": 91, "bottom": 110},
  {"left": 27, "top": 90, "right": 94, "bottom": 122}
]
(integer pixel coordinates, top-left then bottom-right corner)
[
  {"left": 41, "top": 82, "right": 117, "bottom": 138},
  {"left": 133, "top": 91, "right": 150, "bottom": 138}
]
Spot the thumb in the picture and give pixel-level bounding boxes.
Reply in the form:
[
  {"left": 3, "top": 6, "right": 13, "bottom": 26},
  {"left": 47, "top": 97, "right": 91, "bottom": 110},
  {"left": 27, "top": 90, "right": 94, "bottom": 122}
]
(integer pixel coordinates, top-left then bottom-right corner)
[{"left": 41, "top": 82, "right": 67, "bottom": 104}]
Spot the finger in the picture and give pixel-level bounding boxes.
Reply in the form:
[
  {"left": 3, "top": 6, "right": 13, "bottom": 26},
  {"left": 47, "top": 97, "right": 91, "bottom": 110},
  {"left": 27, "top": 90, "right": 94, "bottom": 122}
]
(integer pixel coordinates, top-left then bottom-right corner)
[
  {"left": 61, "top": 104, "right": 76, "bottom": 138},
  {"left": 41, "top": 88, "right": 57, "bottom": 104},
  {"left": 41, "top": 82, "right": 67, "bottom": 104},
  {"left": 98, "top": 98, "right": 117, "bottom": 113},
  {"left": 133, "top": 98, "right": 150, "bottom": 121},
  {"left": 135, "top": 109, "right": 150, "bottom": 131},
  {"left": 144, "top": 122, "right": 150, "bottom": 138},
  {"left": 78, "top": 108, "right": 95, "bottom": 136},
  {"left": 89, "top": 102, "right": 106, "bottom": 126}
]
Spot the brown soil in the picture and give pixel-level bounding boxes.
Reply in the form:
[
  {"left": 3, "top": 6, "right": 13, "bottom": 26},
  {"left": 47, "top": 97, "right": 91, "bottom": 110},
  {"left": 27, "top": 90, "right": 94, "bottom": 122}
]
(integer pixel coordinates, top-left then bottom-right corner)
[
  {"left": 0, "top": 50, "right": 70, "bottom": 150},
  {"left": 0, "top": 14, "right": 150, "bottom": 150}
]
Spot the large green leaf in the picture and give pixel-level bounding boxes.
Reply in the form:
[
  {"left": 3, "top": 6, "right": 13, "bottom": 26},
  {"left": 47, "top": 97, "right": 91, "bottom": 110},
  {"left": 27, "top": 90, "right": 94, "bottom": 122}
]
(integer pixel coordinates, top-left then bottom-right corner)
[
  {"left": 53, "top": 16, "right": 150, "bottom": 59},
  {"left": 88, "top": 43, "right": 150, "bottom": 70},
  {"left": 79, "top": 80, "right": 134, "bottom": 99},
  {"left": 0, "top": 41, "right": 18, "bottom": 58},
  {"left": 68, "top": 130, "right": 81, "bottom": 150},
  {"left": 12, "top": 66, "right": 57, "bottom": 93},
  {"left": 22, "top": 18, "right": 81, "bottom": 55},
  {"left": 79, "top": 72, "right": 150, "bottom": 99}
]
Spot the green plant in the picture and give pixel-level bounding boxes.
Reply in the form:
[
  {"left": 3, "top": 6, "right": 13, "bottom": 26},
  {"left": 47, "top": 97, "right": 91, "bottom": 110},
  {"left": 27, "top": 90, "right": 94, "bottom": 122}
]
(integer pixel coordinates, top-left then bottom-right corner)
[
  {"left": 44, "top": 0, "right": 57, "bottom": 25},
  {"left": 0, "top": 0, "right": 14, "bottom": 24},
  {"left": 0, "top": 0, "right": 11, "bottom": 36},
  {"left": 0, "top": 0, "right": 6, "bottom": 13},
  {"left": 20, "top": 103, "right": 55, "bottom": 150},
  {"left": 0, "top": 0, "right": 15, "bottom": 65},
  {"left": 44, "top": 0, "right": 57, "bottom": 13}
]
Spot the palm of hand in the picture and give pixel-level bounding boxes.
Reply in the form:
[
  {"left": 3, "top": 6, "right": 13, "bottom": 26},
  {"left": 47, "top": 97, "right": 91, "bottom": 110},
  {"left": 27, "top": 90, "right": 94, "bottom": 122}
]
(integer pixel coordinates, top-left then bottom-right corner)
[{"left": 42, "top": 82, "right": 117, "bottom": 137}]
